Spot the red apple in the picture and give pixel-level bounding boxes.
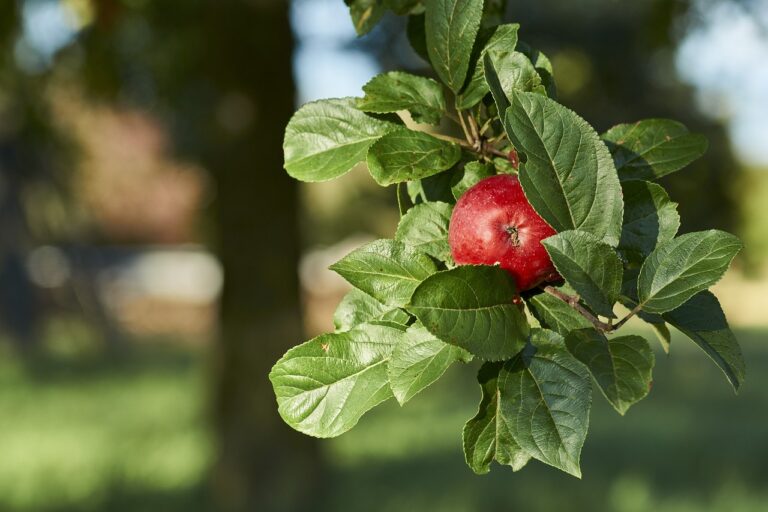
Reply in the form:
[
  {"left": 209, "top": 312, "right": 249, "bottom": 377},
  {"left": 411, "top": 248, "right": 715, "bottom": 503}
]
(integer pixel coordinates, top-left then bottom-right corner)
[{"left": 448, "top": 174, "right": 559, "bottom": 291}]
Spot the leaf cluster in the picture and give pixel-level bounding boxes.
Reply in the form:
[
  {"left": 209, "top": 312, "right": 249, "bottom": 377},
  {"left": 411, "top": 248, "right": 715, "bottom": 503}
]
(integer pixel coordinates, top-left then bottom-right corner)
[{"left": 272, "top": 0, "right": 744, "bottom": 478}]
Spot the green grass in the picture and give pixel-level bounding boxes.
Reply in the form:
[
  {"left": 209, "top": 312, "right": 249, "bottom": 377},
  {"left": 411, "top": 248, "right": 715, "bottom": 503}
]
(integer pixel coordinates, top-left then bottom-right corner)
[{"left": 0, "top": 328, "right": 767, "bottom": 511}]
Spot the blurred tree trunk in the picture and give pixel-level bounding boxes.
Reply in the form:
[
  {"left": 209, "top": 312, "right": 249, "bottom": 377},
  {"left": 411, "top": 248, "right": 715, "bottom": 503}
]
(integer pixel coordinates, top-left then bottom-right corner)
[{"left": 207, "top": 1, "right": 321, "bottom": 511}]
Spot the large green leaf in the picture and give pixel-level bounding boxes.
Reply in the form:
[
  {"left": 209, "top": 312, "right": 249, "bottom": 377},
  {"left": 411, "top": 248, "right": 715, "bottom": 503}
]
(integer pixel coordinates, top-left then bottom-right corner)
[
  {"left": 424, "top": 0, "right": 483, "bottom": 92},
  {"left": 566, "top": 330, "right": 654, "bottom": 415},
  {"left": 663, "top": 291, "right": 745, "bottom": 390},
  {"left": 484, "top": 50, "right": 543, "bottom": 115},
  {"left": 395, "top": 201, "right": 453, "bottom": 263},
  {"left": 450, "top": 161, "right": 494, "bottom": 199},
  {"left": 503, "top": 329, "right": 592, "bottom": 477},
  {"left": 357, "top": 71, "right": 446, "bottom": 125},
  {"left": 526, "top": 291, "right": 592, "bottom": 337},
  {"left": 270, "top": 322, "right": 407, "bottom": 438},
  {"left": 619, "top": 180, "right": 680, "bottom": 259},
  {"left": 601, "top": 119, "right": 708, "bottom": 181},
  {"left": 407, "top": 265, "right": 529, "bottom": 361},
  {"left": 457, "top": 23, "right": 519, "bottom": 109},
  {"left": 504, "top": 92, "right": 624, "bottom": 246},
  {"left": 388, "top": 323, "right": 471, "bottom": 405},
  {"left": 637, "top": 230, "right": 742, "bottom": 314},
  {"left": 330, "top": 239, "right": 438, "bottom": 307},
  {"left": 462, "top": 362, "right": 530, "bottom": 474},
  {"left": 542, "top": 230, "right": 623, "bottom": 318},
  {"left": 284, "top": 98, "right": 396, "bottom": 182},
  {"left": 345, "top": 0, "right": 387, "bottom": 35},
  {"left": 367, "top": 128, "right": 461, "bottom": 186},
  {"left": 333, "top": 288, "right": 411, "bottom": 331}
]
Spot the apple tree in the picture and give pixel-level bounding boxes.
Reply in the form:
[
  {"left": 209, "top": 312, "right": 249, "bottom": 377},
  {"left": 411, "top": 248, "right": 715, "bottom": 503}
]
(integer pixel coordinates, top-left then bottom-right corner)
[{"left": 270, "top": 0, "right": 745, "bottom": 478}]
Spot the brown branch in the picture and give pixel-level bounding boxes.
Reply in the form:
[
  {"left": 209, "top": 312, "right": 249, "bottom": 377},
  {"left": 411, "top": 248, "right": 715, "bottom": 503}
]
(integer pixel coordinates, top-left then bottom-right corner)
[{"left": 543, "top": 286, "right": 614, "bottom": 332}]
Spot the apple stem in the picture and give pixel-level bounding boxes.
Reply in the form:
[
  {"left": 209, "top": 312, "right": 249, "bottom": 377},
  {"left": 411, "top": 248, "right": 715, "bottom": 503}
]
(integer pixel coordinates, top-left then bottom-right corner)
[{"left": 542, "top": 285, "right": 642, "bottom": 334}]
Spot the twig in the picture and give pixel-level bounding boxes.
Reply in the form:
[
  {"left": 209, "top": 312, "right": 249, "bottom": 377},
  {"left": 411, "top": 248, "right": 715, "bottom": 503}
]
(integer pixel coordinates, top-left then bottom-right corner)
[
  {"left": 457, "top": 110, "right": 474, "bottom": 145},
  {"left": 543, "top": 286, "right": 614, "bottom": 332}
]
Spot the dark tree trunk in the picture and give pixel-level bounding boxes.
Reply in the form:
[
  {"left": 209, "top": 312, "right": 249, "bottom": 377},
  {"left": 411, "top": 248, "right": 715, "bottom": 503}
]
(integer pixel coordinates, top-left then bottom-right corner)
[{"left": 206, "top": 1, "right": 321, "bottom": 510}]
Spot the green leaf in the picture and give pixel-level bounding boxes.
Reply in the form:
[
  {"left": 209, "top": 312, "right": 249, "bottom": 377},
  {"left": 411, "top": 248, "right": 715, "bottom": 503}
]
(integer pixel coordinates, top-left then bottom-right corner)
[
  {"left": 457, "top": 23, "right": 519, "bottom": 109},
  {"left": 637, "top": 230, "right": 742, "bottom": 314},
  {"left": 284, "top": 98, "right": 397, "bottom": 182},
  {"left": 388, "top": 323, "right": 471, "bottom": 405},
  {"left": 484, "top": 50, "right": 543, "bottom": 115},
  {"left": 451, "top": 161, "right": 494, "bottom": 199},
  {"left": 424, "top": 0, "right": 483, "bottom": 92},
  {"left": 407, "top": 168, "right": 457, "bottom": 204},
  {"left": 504, "top": 92, "right": 624, "bottom": 246},
  {"left": 395, "top": 201, "right": 453, "bottom": 262},
  {"left": 367, "top": 128, "right": 461, "bottom": 186},
  {"left": 406, "top": 14, "right": 429, "bottom": 62},
  {"left": 334, "top": 288, "right": 411, "bottom": 331},
  {"left": 345, "top": 0, "right": 387, "bottom": 35},
  {"left": 651, "top": 322, "right": 672, "bottom": 354},
  {"left": 463, "top": 362, "right": 530, "bottom": 474},
  {"left": 330, "top": 239, "right": 438, "bottom": 307},
  {"left": 503, "top": 330, "right": 592, "bottom": 477},
  {"left": 385, "top": 0, "right": 423, "bottom": 15},
  {"left": 270, "top": 322, "right": 406, "bottom": 438},
  {"left": 566, "top": 329, "right": 655, "bottom": 415},
  {"left": 526, "top": 291, "right": 592, "bottom": 337},
  {"left": 620, "top": 180, "right": 680, "bottom": 259},
  {"left": 517, "top": 41, "right": 556, "bottom": 98},
  {"left": 357, "top": 71, "right": 446, "bottom": 125},
  {"left": 542, "top": 230, "right": 623, "bottom": 318},
  {"left": 663, "top": 291, "right": 745, "bottom": 390},
  {"left": 602, "top": 119, "right": 708, "bottom": 181},
  {"left": 407, "top": 265, "right": 529, "bottom": 361}
]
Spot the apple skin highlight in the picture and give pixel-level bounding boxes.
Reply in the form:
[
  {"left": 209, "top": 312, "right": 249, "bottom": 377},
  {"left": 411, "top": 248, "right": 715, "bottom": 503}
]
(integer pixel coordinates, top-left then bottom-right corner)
[{"left": 448, "top": 174, "right": 560, "bottom": 292}]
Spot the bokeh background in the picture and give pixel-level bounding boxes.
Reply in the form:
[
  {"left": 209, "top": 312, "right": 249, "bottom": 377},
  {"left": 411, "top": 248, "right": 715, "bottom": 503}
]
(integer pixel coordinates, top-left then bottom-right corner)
[{"left": 0, "top": 0, "right": 767, "bottom": 510}]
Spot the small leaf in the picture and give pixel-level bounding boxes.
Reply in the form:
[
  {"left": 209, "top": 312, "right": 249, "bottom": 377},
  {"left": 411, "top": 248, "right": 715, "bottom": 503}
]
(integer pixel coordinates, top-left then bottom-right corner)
[
  {"left": 395, "top": 201, "right": 453, "bottom": 262},
  {"left": 345, "top": 0, "right": 387, "bottom": 35},
  {"left": 407, "top": 168, "right": 457, "bottom": 204},
  {"left": 270, "top": 322, "right": 407, "bottom": 438},
  {"left": 504, "top": 92, "right": 624, "bottom": 246},
  {"left": 385, "top": 0, "right": 423, "bottom": 15},
  {"left": 651, "top": 323, "right": 672, "bottom": 354},
  {"left": 620, "top": 180, "right": 680, "bottom": 259},
  {"left": 367, "top": 128, "right": 461, "bottom": 186},
  {"left": 334, "top": 288, "right": 411, "bottom": 331},
  {"left": 451, "top": 161, "right": 494, "bottom": 199},
  {"left": 457, "top": 23, "right": 519, "bottom": 109},
  {"left": 637, "top": 230, "right": 742, "bottom": 314},
  {"left": 502, "top": 329, "right": 592, "bottom": 477},
  {"left": 357, "top": 71, "right": 446, "bottom": 125},
  {"left": 602, "top": 119, "right": 708, "bottom": 181},
  {"left": 425, "top": 0, "right": 483, "bottom": 92},
  {"left": 407, "top": 265, "right": 529, "bottom": 361},
  {"left": 566, "top": 329, "right": 655, "bottom": 415},
  {"left": 543, "top": 230, "right": 623, "bottom": 318},
  {"left": 463, "top": 362, "right": 530, "bottom": 474},
  {"left": 484, "top": 50, "right": 543, "bottom": 115},
  {"left": 330, "top": 239, "right": 438, "bottom": 307},
  {"left": 526, "top": 291, "right": 592, "bottom": 337},
  {"left": 517, "top": 41, "right": 556, "bottom": 98},
  {"left": 663, "top": 291, "right": 745, "bottom": 390},
  {"left": 406, "top": 14, "right": 429, "bottom": 62},
  {"left": 284, "top": 98, "right": 396, "bottom": 182},
  {"left": 388, "top": 323, "right": 471, "bottom": 405}
]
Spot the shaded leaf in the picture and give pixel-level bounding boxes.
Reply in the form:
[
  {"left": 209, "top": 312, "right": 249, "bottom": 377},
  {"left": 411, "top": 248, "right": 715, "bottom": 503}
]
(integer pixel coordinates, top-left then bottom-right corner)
[
  {"left": 284, "top": 98, "right": 396, "bottom": 182},
  {"left": 451, "top": 161, "right": 494, "bottom": 199},
  {"left": 566, "top": 329, "right": 654, "bottom": 415},
  {"left": 330, "top": 239, "right": 438, "bottom": 307},
  {"left": 602, "top": 119, "right": 708, "bottom": 181},
  {"left": 620, "top": 180, "right": 680, "bottom": 259},
  {"left": 407, "top": 168, "right": 457, "bottom": 204},
  {"left": 543, "top": 230, "right": 623, "bottom": 318},
  {"left": 637, "top": 230, "right": 742, "bottom": 314},
  {"left": 663, "top": 291, "right": 745, "bottom": 390},
  {"left": 407, "top": 265, "right": 529, "bottom": 360},
  {"left": 406, "top": 14, "right": 429, "bottom": 62},
  {"left": 457, "top": 23, "right": 519, "bottom": 109},
  {"left": 345, "top": 0, "right": 386, "bottom": 35}
]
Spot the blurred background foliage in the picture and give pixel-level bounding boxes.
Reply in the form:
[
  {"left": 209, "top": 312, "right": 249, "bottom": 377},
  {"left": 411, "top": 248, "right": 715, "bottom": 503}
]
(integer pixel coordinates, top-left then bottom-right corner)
[{"left": 0, "top": 0, "right": 766, "bottom": 511}]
